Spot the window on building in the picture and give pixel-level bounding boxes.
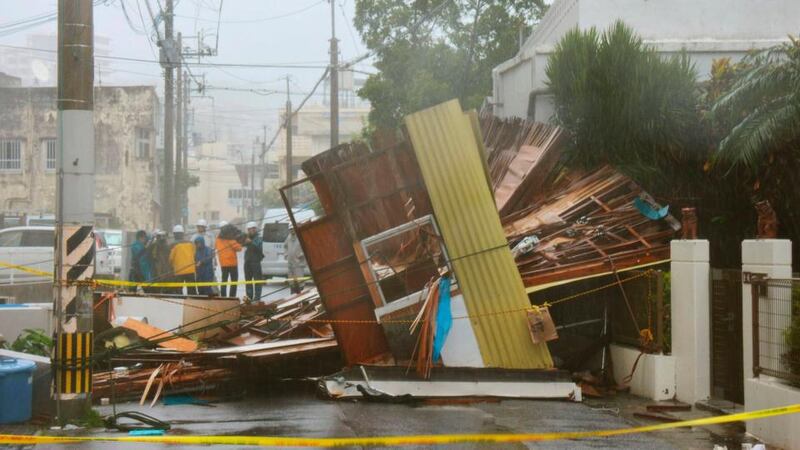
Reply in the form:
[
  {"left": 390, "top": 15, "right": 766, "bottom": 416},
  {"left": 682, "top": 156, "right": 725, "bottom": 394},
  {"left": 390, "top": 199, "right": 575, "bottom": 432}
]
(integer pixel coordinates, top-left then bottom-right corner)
[
  {"left": 135, "top": 128, "right": 152, "bottom": 159},
  {"left": 209, "top": 211, "right": 220, "bottom": 221},
  {"left": 43, "top": 138, "right": 56, "bottom": 171},
  {"left": 0, "top": 139, "right": 23, "bottom": 171},
  {"left": 227, "top": 189, "right": 255, "bottom": 207}
]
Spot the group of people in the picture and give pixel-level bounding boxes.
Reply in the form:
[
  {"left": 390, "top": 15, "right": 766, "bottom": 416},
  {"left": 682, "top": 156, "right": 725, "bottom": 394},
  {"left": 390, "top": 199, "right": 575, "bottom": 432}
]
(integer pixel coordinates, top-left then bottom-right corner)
[{"left": 129, "top": 219, "right": 265, "bottom": 300}]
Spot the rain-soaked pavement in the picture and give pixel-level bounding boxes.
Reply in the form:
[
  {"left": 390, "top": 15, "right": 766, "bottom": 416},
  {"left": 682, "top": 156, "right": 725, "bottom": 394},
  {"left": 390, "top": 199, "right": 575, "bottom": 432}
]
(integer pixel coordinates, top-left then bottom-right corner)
[{"left": 4, "top": 381, "right": 754, "bottom": 450}]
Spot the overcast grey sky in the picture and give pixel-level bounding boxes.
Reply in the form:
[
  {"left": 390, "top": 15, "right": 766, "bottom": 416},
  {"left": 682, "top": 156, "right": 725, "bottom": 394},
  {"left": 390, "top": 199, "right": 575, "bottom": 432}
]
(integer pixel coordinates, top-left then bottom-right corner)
[{"left": 0, "top": 0, "right": 370, "bottom": 149}]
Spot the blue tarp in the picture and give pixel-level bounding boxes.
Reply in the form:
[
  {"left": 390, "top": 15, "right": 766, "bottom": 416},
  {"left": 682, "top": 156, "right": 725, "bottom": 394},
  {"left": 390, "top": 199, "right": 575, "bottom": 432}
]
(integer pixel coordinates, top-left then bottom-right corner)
[
  {"left": 634, "top": 197, "right": 669, "bottom": 220},
  {"left": 432, "top": 277, "right": 452, "bottom": 362}
]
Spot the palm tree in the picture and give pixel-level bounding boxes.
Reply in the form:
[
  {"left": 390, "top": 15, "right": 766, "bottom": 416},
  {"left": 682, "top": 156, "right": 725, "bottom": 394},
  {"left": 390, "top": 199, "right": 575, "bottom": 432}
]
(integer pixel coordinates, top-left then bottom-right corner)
[
  {"left": 711, "top": 37, "right": 800, "bottom": 169},
  {"left": 544, "top": 21, "right": 700, "bottom": 194}
]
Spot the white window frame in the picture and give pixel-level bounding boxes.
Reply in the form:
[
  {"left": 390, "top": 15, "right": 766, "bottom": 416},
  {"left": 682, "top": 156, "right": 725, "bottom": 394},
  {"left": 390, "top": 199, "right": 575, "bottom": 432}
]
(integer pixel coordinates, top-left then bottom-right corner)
[
  {"left": 135, "top": 128, "right": 152, "bottom": 160},
  {"left": 0, "top": 139, "right": 23, "bottom": 172},
  {"left": 42, "top": 138, "right": 56, "bottom": 172}
]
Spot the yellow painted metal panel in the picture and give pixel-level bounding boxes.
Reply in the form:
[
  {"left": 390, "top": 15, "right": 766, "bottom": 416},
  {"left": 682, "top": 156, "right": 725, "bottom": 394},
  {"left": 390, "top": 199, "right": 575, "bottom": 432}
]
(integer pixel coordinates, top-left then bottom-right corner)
[{"left": 405, "top": 99, "right": 553, "bottom": 369}]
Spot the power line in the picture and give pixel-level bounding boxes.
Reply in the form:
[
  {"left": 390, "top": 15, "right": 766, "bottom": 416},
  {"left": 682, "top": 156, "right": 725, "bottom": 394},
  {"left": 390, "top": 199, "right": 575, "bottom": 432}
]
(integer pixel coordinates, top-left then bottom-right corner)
[
  {"left": 259, "top": 67, "right": 330, "bottom": 160},
  {"left": 120, "top": 0, "right": 146, "bottom": 34},
  {"left": 0, "top": 43, "right": 329, "bottom": 69},
  {"left": 174, "top": 0, "right": 325, "bottom": 24}
]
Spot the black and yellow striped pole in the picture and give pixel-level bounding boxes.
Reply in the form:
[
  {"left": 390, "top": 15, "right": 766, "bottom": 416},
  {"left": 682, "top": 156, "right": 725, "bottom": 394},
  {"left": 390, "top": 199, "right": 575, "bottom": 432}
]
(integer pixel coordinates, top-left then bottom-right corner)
[{"left": 53, "top": 0, "right": 95, "bottom": 421}]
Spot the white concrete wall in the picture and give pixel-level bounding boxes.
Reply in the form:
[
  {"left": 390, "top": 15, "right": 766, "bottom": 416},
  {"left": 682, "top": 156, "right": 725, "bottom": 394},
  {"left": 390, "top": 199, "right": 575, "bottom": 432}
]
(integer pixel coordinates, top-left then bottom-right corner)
[
  {"left": 745, "top": 376, "right": 800, "bottom": 450},
  {"left": 578, "top": 0, "right": 800, "bottom": 41},
  {"left": 492, "top": 0, "right": 798, "bottom": 120},
  {"left": 0, "top": 304, "right": 53, "bottom": 343},
  {"left": 671, "top": 240, "right": 711, "bottom": 404},
  {"left": 610, "top": 344, "right": 675, "bottom": 401}
]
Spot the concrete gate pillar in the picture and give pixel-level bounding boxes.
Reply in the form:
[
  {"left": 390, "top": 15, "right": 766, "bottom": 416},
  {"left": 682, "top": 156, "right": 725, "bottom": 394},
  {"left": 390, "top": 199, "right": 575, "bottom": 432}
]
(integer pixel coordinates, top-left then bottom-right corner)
[
  {"left": 741, "top": 240, "right": 792, "bottom": 383},
  {"left": 671, "top": 240, "right": 710, "bottom": 403}
]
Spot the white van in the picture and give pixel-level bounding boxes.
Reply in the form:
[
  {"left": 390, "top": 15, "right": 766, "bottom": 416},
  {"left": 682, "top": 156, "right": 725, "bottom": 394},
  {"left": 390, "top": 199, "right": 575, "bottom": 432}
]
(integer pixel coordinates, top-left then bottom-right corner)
[{"left": 260, "top": 208, "right": 314, "bottom": 277}]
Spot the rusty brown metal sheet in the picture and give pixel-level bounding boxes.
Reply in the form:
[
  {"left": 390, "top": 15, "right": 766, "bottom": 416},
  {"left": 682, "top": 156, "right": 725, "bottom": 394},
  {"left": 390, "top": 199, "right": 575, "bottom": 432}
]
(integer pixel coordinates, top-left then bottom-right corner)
[{"left": 285, "top": 143, "right": 434, "bottom": 365}]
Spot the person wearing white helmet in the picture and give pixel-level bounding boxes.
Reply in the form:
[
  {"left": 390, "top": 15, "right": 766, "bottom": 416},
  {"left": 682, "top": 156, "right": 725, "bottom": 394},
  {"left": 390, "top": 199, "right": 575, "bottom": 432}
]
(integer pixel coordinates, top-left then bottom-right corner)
[
  {"left": 192, "top": 218, "right": 215, "bottom": 249},
  {"left": 215, "top": 219, "right": 242, "bottom": 298},
  {"left": 243, "top": 221, "right": 264, "bottom": 301},
  {"left": 168, "top": 224, "right": 197, "bottom": 295}
]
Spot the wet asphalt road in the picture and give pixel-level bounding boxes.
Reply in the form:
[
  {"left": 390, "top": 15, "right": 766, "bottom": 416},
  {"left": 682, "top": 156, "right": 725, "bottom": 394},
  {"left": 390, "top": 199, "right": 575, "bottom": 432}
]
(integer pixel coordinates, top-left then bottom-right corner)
[{"left": 16, "top": 387, "right": 727, "bottom": 450}]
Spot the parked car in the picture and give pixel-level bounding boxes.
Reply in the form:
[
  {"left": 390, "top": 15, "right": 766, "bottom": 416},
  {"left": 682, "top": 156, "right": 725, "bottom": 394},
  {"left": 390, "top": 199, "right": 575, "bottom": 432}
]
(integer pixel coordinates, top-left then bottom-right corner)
[
  {"left": 0, "top": 226, "right": 117, "bottom": 283},
  {"left": 260, "top": 208, "right": 314, "bottom": 277},
  {"left": 0, "top": 226, "right": 54, "bottom": 283}
]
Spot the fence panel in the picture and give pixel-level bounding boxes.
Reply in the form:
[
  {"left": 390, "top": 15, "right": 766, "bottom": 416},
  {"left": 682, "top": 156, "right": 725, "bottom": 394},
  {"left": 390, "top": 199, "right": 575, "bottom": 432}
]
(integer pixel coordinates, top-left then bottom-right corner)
[{"left": 753, "top": 278, "right": 800, "bottom": 385}]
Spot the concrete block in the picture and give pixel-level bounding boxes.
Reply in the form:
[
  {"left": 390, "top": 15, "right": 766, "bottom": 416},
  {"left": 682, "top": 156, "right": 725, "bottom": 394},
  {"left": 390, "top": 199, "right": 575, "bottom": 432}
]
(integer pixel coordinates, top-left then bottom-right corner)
[
  {"left": 742, "top": 239, "right": 792, "bottom": 266},
  {"left": 610, "top": 344, "right": 675, "bottom": 401},
  {"left": 0, "top": 304, "right": 54, "bottom": 343},
  {"left": 671, "top": 239, "right": 710, "bottom": 403},
  {"left": 745, "top": 377, "right": 800, "bottom": 450},
  {"left": 670, "top": 240, "right": 709, "bottom": 262}
]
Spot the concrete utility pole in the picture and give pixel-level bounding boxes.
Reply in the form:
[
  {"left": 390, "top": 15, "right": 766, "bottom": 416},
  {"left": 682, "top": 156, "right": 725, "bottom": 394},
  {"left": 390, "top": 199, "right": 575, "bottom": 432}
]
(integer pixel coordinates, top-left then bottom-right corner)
[
  {"left": 285, "top": 76, "right": 293, "bottom": 204},
  {"left": 182, "top": 70, "right": 190, "bottom": 224},
  {"left": 175, "top": 32, "right": 183, "bottom": 225},
  {"left": 329, "top": 0, "right": 339, "bottom": 148},
  {"left": 55, "top": 0, "right": 96, "bottom": 421},
  {"left": 160, "top": 0, "right": 175, "bottom": 229},
  {"left": 250, "top": 138, "right": 256, "bottom": 220}
]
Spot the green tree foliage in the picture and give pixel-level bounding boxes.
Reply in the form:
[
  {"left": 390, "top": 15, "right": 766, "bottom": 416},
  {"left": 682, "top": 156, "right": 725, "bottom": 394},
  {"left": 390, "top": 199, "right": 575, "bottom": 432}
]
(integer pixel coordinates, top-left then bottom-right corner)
[
  {"left": 545, "top": 21, "right": 701, "bottom": 190},
  {"left": 708, "top": 38, "right": 800, "bottom": 264},
  {"left": 355, "top": 0, "right": 548, "bottom": 130},
  {"left": 2, "top": 329, "right": 53, "bottom": 357},
  {"left": 711, "top": 37, "right": 800, "bottom": 169}
]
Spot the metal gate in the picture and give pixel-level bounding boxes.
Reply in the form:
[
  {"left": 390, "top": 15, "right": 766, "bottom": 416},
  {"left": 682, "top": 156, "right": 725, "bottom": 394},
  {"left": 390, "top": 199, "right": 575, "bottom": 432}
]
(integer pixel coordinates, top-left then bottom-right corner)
[{"left": 710, "top": 269, "right": 744, "bottom": 404}]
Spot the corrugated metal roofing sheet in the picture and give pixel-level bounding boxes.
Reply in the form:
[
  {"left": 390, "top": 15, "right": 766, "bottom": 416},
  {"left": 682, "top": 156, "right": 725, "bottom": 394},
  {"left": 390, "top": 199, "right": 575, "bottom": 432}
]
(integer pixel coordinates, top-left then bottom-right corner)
[{"left": 404, "top": 99, "right": 553, "bottom": 369}]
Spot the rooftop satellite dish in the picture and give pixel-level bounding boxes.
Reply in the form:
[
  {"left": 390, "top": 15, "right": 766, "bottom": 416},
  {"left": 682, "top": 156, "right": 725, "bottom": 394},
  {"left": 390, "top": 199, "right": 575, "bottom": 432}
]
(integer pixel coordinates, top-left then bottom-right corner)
[{"left": 31, "top": 59, "right": 50, "bottom": 83}]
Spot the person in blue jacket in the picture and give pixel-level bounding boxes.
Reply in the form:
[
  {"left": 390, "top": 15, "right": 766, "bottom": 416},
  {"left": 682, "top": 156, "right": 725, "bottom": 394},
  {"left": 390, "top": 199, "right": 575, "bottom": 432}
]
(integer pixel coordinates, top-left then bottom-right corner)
[
  {"left": 130, "top": 230, "right": 154, "bottom": 291},
  {"left": 194, "top": 235, "right": 215, "bottom": 296}
]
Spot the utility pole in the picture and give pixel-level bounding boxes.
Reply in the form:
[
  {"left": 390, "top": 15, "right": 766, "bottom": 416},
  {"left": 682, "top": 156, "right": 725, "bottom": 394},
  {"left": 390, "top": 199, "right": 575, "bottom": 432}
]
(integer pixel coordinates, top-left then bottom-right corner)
[
  {"left": 160, "top": 0, "right": 175, "bottom": 229},
  {"left": 250, "top": 138, "right": 256, "bottom": 219},
  {"left": 175, "top": 32, "right": 183, "bottom": 225},
  {"left": 329, "top": 0, "right": 339, "bottom": 148},
  {"left": 182, "top": 70, "right": 190, "bottom": 224},
  {"left": 55, "top": 0, "right": 95, "bottom": 421},
  {"left": 285, "top": 76, "right": 293, "bottom": 204}
]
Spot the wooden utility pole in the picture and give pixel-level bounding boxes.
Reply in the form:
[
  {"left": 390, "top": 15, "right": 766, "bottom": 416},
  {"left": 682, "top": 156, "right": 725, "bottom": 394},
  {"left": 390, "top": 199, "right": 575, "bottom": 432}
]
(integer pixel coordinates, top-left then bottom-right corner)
[
  {"left": 329, "top": 0, "right": 339, "bottom": 148},
  {"left": 285, "top": 76, "right": 293, "bottom": 204},
  {"left": 175, "top": 32, "right": 183, "bottom": 225},
  {"left": 160, "top": 0, "right": 175, "bottom": 229},
  {"left": 55, "top": 0, "right": 95, "bottom": 421}
]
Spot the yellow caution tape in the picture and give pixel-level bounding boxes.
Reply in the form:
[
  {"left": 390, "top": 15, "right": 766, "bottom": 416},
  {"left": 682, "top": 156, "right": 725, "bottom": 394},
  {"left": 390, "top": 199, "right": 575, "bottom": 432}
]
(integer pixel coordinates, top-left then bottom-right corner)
[
  {"left": 0, "top": 261, "right": 52, "bottom": 277},
  {"left": 0, "top": 260, "right": 309, "bottom": 288},
  {"left": 95, "top": 277, "right": 311, "bottom": 288},
  {"left": 0, "top": 403, "right": 798, "bottom": 446}
]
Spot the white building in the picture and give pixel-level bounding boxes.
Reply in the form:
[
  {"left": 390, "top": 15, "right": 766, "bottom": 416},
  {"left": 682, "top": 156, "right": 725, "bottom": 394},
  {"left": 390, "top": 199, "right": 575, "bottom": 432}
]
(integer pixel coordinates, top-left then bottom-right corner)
[
  {"left": 0, "top": 33, "right": 113, "bottom": 86},
  {"left": 187, "top": 142, "right": 260, "bottom": 225},
  {"left": 492, "top": 0, "right": 800, "bottom": 121}
]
